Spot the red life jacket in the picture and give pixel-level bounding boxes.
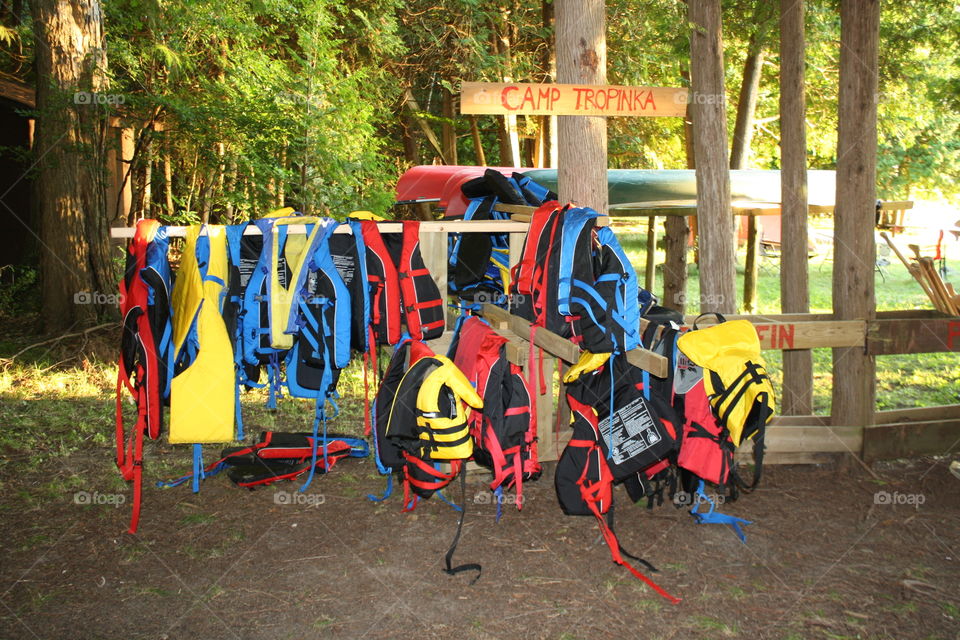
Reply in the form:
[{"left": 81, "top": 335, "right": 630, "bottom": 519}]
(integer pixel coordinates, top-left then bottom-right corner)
[
  {"left": 357, "top": 219, "right": 445, "bottom": 345},
  {"left": 450, "top": 316, "right": 540, "bottom": 510},
  {"left": 677, "top": 379, "right": 735, "bottom": 487},
  {"left": 116, "top": 219, "right": 171, "bottom": 534}
]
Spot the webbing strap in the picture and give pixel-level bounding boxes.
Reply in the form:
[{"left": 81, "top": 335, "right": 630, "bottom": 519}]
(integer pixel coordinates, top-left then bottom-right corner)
[
  {"left": 443, "top": 469, "right": 482, "bottom": 584},
  {"left": 690, "top": 479, "right": 752, "bottom": 543}
]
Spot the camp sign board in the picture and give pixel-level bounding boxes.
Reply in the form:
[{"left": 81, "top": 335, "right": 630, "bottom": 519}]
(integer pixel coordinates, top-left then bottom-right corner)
[{"left": 461, "top": 82, "right": 688, "bottom": 118}]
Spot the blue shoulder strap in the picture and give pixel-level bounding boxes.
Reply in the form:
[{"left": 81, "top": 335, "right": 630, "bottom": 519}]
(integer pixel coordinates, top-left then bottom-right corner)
[
  {"left": 597, "top": 226, "right": 641, "bottom": 351},
  {"left": 557, "top": 207, "right": 600, "bottom": 316}
]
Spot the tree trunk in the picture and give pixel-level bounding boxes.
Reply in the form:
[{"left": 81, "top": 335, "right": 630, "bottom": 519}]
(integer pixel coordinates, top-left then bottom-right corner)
[
  {"left": 469, "top": 116, "right": 486, "bottom": 166},
  {"left": 493, "top": 10, "right": 521, "bottom": 167},
  {"left": 780, "top": 0, "right": 813, "bottom": 415},
  {"left": 688, "top": 0, "right": 735, "bottom": 314},
  {"left": 441, "top": 88, "right": 458, "bottom": 166},
  {"left": 831, "top": 0, "right": 879, "bottom": 427},
  {"left": 556, "top": 0, "right": 607, "bottom": 210},
  {"left": 32, "top": 0, "right": 114, "bottom": 331},
  {"left": 542, "top": 0, "right": 558, "bottom": 168},
  {"left": 401, "top": 111, "right": 419, "bottom": 166},
  {"left": 163, "top": 151, "right": 174, "bottom": 217},
  {"left": 662, "top": 69, "right": 694, "bottom": 313}
]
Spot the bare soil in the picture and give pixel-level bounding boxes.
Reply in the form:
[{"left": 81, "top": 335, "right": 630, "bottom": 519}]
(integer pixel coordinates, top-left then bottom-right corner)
[{"left": 2, "top": 443, "right": 959, "bottom": 640}]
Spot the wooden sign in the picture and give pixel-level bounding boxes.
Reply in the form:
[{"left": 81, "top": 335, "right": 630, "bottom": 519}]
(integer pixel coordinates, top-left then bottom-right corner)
[
  {"left": 752, "top": 320, "right": 865, "bottom": 350},
  {"left": 460, "top": 82, "right": 688, "bottom": 118},
  {"left": 867, "top": 318, "right": 960, "bottom": 355}
]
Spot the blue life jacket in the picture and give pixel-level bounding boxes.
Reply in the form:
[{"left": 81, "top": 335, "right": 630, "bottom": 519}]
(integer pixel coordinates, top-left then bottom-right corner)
[{"left": 557, "top": 207, "right": 641, "bottom": 353}]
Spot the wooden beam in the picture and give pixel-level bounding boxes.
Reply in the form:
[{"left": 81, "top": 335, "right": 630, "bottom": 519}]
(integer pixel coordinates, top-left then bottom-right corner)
[
  {"left": 689, "top": 315, "right": 866, "bottom": 349},
  {"left": 644, "top": 215, "right": 657, "bottom": 292},
  {"left": 110, "top": 219, "right": 534, "bottom": 239},
  {"left": 862, "top": 419, "right": 960, "bottom": 462},
  {"left": 875, "top": 404, "right": 960, "bottom": 425},
  {"left": 743, "top": 215, "right": 759, "bottom": 313},
  {"left": 480, "top": 303, "right": 668, "bottom": 377},
  {"left": 866, "top": 317, "right": 960, "bottom": 355}
]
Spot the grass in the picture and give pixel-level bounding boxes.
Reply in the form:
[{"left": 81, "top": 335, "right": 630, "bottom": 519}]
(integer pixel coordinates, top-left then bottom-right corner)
[{"left": 617, "top": 218, "right": 960, "bottom": 415}]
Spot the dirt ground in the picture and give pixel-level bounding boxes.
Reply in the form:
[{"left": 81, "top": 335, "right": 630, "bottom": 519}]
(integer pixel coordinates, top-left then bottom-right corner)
[{"left": 1, "top": 440, "right": 959, "bottom": 640}]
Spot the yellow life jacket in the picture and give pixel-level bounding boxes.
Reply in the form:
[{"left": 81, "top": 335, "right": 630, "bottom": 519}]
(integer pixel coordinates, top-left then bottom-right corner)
[
  {"left": 676, "top": 319, "right": 775, "bottom": 447},
  {"left": 387, "top": 354, "right": 483, "bottom": 462},
  {"left": 169, "top": 225, "right": 235, "bottom": 444},
  {"left": 266, "top": 215, "right": 324, "bottom": 349}
]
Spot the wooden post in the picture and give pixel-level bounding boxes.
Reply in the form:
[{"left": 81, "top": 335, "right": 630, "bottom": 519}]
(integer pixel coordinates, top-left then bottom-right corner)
[
  {"left": 688, "top": 0, "right": 736, "bottom": 314},
  {"left": 441, "top": 88, "right": 458, "bottom": 166},
  {"left": 831, "top": 0, "right": 879, "bottom": 428},
  {"left": 555, "top": 0, "right": 608, "bottom": 211},
  {"left": 743, "top": 214, "right": 759, "bottom": 312},
  {"left": 662, "top": 213, "right": 689, "bottom": 312},
  {"left": 780, "top": 0, "right": 814, "bottom": 414},
  {"left": 645, "top": 215, "right": 657, "bottom": 292}
]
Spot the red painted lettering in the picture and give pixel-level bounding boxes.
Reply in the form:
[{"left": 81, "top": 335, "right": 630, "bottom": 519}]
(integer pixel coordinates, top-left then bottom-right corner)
[
  {"left": 583, "top": 88, "right": 597, "bottom": 110},
  {"left": 595, "top": 88, "right": 608, "bottom": 110},
  {"left": 551, "top": 87, "right": 561, "bottom": 105},
  {"left": 538, "top": 87, "right": 553, "bottom": 110},
  {"left": 521, "top": 86, "right": 536, "bottom": 109},
  {"left": 572, "top": 87, "right": 588, "bottom": 109},
  {"left": 501, "top": 86, "right": 520, "bottom": 111},
  {"left": 755, "top": 324, "right": 770, "bottom": 348},
  {"left": 948, "top": 320, "right": 960, "bottom": 350},
  {"left": 778, "top": 324, "right": 796, "bottom": 349},
  {"left": 644, "top": 91, "right": 656, "bottom": 110}
]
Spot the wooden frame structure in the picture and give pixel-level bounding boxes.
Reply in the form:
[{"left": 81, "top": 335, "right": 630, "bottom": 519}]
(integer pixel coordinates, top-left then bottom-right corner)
[{"left": 110, "top": 211, "right": 960, "bottom": 465}]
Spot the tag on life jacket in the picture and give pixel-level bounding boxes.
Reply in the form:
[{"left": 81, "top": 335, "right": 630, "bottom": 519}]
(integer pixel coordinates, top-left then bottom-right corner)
[{"left": 600, "top": 395, "right": 667, "bottom": 468}]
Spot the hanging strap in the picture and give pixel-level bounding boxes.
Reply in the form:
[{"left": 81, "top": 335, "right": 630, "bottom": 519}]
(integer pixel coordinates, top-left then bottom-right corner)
[
  {"left": 442, "top": 468, "right": 482, "bottom": 584},
  {"left": 689, "top": 479, "right": 752, "bottom": 543}
]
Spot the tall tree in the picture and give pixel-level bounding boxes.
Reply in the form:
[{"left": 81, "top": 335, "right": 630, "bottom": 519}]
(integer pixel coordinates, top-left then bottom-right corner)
[
  {"left": 688, "top": 0, "right": 735, "bottom": 314},
  {"left": 32, "top": 0, "right": 114, "bottom": 331},
  {"left": 780, "top": 0, "right": 813, "bottom": 414},
  {"left": 556, "top": 0, "right": 607, "bottom": 210},
  {"left": 831, "top": 0, "right": 879, "bottom": 427}
]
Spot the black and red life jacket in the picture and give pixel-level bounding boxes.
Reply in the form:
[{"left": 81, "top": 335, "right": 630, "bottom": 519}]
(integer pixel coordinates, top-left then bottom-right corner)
[
  {"left": 355, "top": 218, "right": 445, "bottom": 345},
  {"left": 509, "top": 201, "right": 568, "bottom": 336},
  {"left": 449, "top": 316, "right": 540, "bottom": 511},
  {"left": 116, "top": 218, "right": 173, "bottom": 534},
  {"left": 159, "top": 431, "right": 368, "bottom": 489},
  {"left": 556, "top": 352, "right": 681, "bottom": 603}
]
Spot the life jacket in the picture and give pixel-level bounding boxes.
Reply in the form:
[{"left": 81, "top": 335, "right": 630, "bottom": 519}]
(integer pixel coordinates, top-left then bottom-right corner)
[
  {"left": 116, "top": 219, "right": 173, "bottom": 534},
  {"left": 169, "top": 225, "right": 235, "bottom": 445},
  {"left": 509, "top": 201, "right": 568, "bottom": 336},
  {"left": 158, "top": 431, "right": 369, "bottom": 489},
  {"left": 449, "top": 316, "right": 539, "bottom": 513},
  {"left": 676, "top": 318, "right": 775, "bottom": 447},
  {"left": 328, "top": 220, "right": 370, "bottom": 355},
  {"left": 449, "top": 170, "right": 556, "bottom": 302},
  {"left": 354, "top": 216, "right": 445, "bottom": 344},
  {"left": 284, "top": 217, "right": 351, "bottom": 399},
  {"left": 556, "top": 352, "right": 680, "bottom": 604},
  {"left": 557, "top": 207, "right": 641, "bottom": 353}
]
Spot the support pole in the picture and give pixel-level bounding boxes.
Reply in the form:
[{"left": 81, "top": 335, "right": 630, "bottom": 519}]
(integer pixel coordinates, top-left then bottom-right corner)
[
  {"left": 555, "top": 0, "right": 607, "bottom": 211},
  {"left": 780, "top": 0, "right": 814, "bottom": 414},
  {"left": 831, "top": 0, "right": 879, "bottom": 428}
]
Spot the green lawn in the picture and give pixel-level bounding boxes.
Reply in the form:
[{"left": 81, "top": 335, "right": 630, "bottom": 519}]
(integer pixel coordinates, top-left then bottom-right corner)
[{"left": 617, "top": 222, "right": 960, "bottom": 415}]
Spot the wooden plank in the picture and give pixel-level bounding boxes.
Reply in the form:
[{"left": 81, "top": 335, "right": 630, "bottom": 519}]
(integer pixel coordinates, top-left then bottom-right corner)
[
  {"left": 875, "top": 404, "right": 960, "bottom": 425},
  {"left": 460, "top": 81, "right": 688, "bottom": 118},
  {"left": 110, "top": 219, "right": 534, "bottom": 239},
  {"left": 493, "top": 203, "right": 536, "bottom": 216},
  {"left": 737, "top": 451, "right": 848, "bottom": 465},
  {"left": 480, "top": 303, "right": 668, "bottom": 377},
  {"left": 770, "top": 414, "right": 830, "bottom": 427},
  {"left": 867, "top": 317, "right": 960, "bottom": 355},
  {"left": 743, "top": 215, "right": 759, "bottom": 313},
  {"left": 758, "top": 425, "right": 862, "bottom": 453},
  {"left": 862, "top": 419, "right": 960, "bottom": 462},
  {"left": 691, "top": 315, "right": 865, "bottom": 349}
]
